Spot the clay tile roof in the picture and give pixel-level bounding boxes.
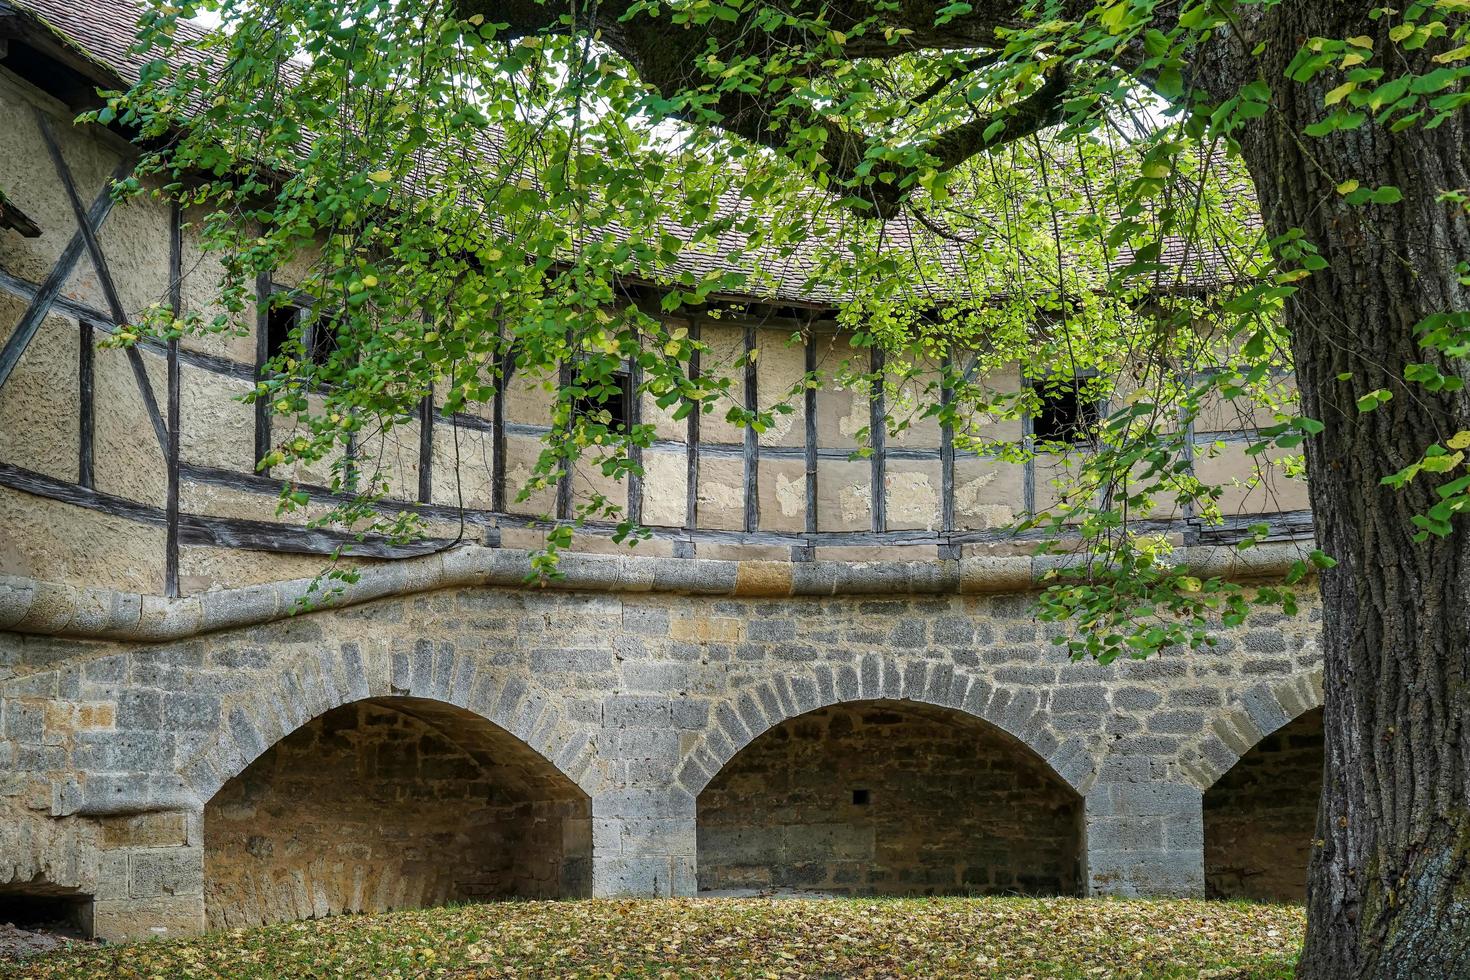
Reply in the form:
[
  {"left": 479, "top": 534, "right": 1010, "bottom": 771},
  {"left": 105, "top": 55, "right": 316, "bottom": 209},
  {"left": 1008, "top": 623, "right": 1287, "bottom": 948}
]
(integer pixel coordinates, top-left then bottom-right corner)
[{"left": 4, "top": 0, "right": 1258, "bottom": 306}]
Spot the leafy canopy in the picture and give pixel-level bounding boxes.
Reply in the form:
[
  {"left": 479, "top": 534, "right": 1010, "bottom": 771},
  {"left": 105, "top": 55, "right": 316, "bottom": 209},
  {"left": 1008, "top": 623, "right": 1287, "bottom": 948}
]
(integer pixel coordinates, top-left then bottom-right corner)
[{"left": 103, "top": 0, "right": 1470, "bottom": 658}]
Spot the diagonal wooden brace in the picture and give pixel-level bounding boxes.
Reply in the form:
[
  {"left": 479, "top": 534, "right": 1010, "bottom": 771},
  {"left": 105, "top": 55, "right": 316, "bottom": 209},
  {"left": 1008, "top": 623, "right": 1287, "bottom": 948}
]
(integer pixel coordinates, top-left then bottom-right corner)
[{"left": 33, "top": 107, "right": 169, "bottom": 457}]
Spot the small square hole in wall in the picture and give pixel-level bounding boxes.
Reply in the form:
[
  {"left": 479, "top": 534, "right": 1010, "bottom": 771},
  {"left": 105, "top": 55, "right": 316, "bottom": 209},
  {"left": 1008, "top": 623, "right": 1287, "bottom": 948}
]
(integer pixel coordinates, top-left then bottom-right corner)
[{"left": 851, "top": 788, "right": 871, "bottom": 805}]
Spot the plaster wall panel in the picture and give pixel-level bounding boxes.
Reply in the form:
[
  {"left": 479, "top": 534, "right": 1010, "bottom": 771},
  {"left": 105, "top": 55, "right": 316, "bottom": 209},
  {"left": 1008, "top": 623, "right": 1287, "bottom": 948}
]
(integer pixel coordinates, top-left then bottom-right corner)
[
  {"left": 638, "top": 447, "right": 688, "bottom": 528},
  {"left": 177, "top": 362, "right": 254, "bottom": 473},
  {"left": 501, "top": 433, "right": 558, "bottom": 517},
  {"left": 0, "top": 302, "right": 78, "bottom": 480},
  {"left": 883, "top": 353, "right": 943, "bottom": 450},
  {"left": 754, "top": 326, "right": 807, "bottom": 450},
  {"left": 758, "top": 455, "right": 807, "bottom": 533},
  {"left": 952, "top": 457, "right": 1026, "bottom": 532},
  {"left": 0, "top": 75, "right": 128, "bottom": 284},
  {"left": 177, "top": 545, "right": 368, "bottom": 594},
  {"left": 815, "top": 457, "right": 870, "bottom": 533},
  {"left": 0, "top": 488, "right": 164, "bottom": 592},
  {"left": 883, "top": 459, "right": 943, "bottom": 532},
  {"left": 502, "top": 365, "right": 556, "bottom": 427},
  {"left": 1193, "top": 442, "right": 1309, "bottom": 516},
  {"left": 91, "top": 343, "right": 167, "bottom": 508},
  {"left": 429, "top": 420, "right": 496, "bottom": 511},
  {"left": 692, "top": 322, "right": 746, "bottom": 446},
  {"left": 695, "top": 454, "right": 745, "bottom": 531}
]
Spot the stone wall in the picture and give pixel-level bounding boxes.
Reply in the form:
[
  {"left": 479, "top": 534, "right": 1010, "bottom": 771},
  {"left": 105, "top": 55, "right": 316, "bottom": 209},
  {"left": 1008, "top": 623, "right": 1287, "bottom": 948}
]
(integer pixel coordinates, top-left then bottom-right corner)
[
  {"left": 0, "top": 550, "right": 1327, "bottom": 937},
  {"left": 204, "top": 698, "right": 591, "bottom": 929},
  {"left": 1204, "top": 707, "right": 1322, "bottom": 902},
  {"left": 697, "top": 701, "right": 1081, "bottom": 895}
]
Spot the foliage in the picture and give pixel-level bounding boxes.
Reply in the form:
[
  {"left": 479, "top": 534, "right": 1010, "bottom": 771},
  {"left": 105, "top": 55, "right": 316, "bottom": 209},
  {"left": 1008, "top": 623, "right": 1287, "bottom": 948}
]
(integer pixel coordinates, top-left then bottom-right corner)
[
  {"left": 95, "top": 0, "right": 1470, "bottom": 656},
  {"left": 6, "top": 897, "right": 1304, "bottom": 979}
]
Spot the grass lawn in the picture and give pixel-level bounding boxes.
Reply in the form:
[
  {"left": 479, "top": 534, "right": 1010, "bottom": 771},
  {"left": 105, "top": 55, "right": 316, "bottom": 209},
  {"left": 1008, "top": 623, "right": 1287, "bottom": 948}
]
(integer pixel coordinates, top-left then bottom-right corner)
[{"left": 7, "top": 897, "right": 1304, "bottom": 979}]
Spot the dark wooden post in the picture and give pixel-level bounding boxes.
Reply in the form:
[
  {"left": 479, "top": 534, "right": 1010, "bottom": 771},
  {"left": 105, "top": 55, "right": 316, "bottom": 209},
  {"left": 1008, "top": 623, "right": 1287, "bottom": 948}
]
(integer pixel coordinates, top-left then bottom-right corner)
[{"left": 165, "top": 202, "right": 183, "bottom": 597}]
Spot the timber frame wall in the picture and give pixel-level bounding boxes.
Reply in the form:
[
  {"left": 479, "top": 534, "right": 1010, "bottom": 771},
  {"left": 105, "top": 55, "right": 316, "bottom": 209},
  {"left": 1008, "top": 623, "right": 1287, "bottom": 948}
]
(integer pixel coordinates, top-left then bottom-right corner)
[{"left": 0, "top": 11, "right": 1314, "bottom": 599}]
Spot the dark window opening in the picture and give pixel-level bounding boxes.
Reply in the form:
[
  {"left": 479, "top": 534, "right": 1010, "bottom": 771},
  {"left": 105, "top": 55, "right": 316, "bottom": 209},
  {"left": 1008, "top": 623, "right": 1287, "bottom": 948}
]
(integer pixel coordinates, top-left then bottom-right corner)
[
  {"left": 265, "top": 303, "right": 301, "bottom": 363},
  {"left": 1031, "top": 379, "right": 1099, "bottom": 445},
  {"left": 305, "top": 310, "right": 341, "bottom": 366},
  {"left": 573, "top": 371, "right": 632, "bottom": 434},
  {"left": 851, "top": 789, "right": 871, "bottom": 806}
]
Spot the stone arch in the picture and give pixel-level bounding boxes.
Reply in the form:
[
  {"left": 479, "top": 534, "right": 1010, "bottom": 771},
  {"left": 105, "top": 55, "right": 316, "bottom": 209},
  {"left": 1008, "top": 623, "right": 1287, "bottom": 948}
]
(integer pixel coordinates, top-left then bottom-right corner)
[
  {"left": 1179, "top": 667, "right": 1324, "bottom": 791},
  {"left": 675, "top": 661, "right": 1096, "bottom": 798},
  {"left": 1194, "top": 668, "right": 1325, "bottom": 903},
  {"left": 201, "top": 693, "right": 594, "bottom": 928},
  {"left": 178, "top": 640, "right": 600, "bottom": 805},
  {"left": 693, "top": 696, "right": 1086, "bottom": 896}
]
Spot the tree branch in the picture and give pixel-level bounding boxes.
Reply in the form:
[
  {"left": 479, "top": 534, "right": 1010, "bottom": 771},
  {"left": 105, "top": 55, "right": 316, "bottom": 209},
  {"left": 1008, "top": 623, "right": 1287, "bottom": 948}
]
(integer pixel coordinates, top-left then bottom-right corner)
[{"left": 457, "top": 0, "right": 1139, "bottom": 216}]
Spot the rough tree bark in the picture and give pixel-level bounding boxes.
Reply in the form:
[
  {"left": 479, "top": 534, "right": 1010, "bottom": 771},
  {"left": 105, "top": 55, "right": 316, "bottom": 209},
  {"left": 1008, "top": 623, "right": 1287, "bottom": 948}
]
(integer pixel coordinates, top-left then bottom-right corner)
[
  {"left": 1217, "top": 7, "right": 1470, "bottom": 978},
  {"left": 454, "top": 1, "right": 1470, "bottom": 975}
]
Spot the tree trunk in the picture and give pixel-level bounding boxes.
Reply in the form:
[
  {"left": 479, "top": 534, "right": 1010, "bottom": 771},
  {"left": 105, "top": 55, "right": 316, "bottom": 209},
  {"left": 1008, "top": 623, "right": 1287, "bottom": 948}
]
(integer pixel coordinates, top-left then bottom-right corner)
[{"left": 1227, "top": 6, "right": 1470, "bottom": 977}]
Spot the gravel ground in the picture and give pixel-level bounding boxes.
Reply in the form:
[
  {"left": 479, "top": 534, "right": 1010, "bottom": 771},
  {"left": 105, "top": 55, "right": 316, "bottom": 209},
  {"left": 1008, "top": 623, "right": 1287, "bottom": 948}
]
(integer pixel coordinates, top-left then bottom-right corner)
[{"left": 0, "top": 921, "right": 96, "bottom": 962}]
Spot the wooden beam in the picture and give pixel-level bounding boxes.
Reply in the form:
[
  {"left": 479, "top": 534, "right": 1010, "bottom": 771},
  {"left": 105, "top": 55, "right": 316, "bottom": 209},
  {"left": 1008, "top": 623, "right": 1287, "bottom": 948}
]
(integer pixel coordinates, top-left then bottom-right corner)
[
  {"left": 869, "top": 345, "right": 886, "bottom": 534},
  {"left": 77, "top": 319, "right": 94, "bottom": 488},
  {"left": 165, "top": 202, "right": 183, "bottom": 598},
  {"left": 0, "top": 157, "right": 129, "bottom": 391},
  {"left": 1021, "top": 367, "right": 1036, "bottom": 515},
  {"left": 0, "top": 460, "right": 162, "bottom": 527},
  {"left": 253, "top": 272, "right": 273, "bottom": 473},
  {"left": 627, "top": 351, "right": 643, "bottom": 525},
  {"left": 682, "top": 322, "right": 701, "bottom": 556},
  {"left": 0, "top": 267, "right": 256, "bottom": 381},
  {"left": 0, "top": 192, "right": 41, "bottom": 238},
  {"left": 939, "top": 352, "right": 957, "bottom": 559},
  {"left": 0, "top": 462, "right": 451, "bottom": 559},
  {"left": 743, "top": 324, "right": 759, "bottom": 533},
  {"left": 491, "top": 343, "right": 514, "bottom": 513},
  {"left": 801, "top": 331, "right": 818, "bottom": 559},
  {"left": 556, "top": 359, "right": 573, "bottom": 521},
  {"left": 417, "top": 393, "right": 434, "bottom": 504},
  {"left": 0, "top": 457, "right": 1313, "bottom": 557}
]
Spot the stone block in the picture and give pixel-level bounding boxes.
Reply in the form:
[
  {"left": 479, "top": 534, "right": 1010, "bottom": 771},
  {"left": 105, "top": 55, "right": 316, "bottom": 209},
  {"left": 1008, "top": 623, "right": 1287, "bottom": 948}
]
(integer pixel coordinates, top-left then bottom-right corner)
[
  {"left": 670, "top": 698, "right": 710, "bottom": 730},
  {"left": 1052, "top": 685, "right": 1110, "bottom": 714},
  {"left": 101, "top": 812, "right": 190, "bottom": 850},
  {"left": 603, "top": 695, "right": 672, "bottom": 729},
  {"left": 530, "top": 649, "right": 614, "bottom": 674},
  {"left": 1147, "top": 710, "right": 1206, "bottom": 735},
  {"left": 163, "top": 694, "right": 220, "bottom": 732},
  {"left": 592, "top": 856, "right": 677, "bottom": 897},
  {"left": 92, "top": 895, "right": 206, "bottom": 942},
  {"left": 129, "top": 847, "right": 204, "bottom": 899}
]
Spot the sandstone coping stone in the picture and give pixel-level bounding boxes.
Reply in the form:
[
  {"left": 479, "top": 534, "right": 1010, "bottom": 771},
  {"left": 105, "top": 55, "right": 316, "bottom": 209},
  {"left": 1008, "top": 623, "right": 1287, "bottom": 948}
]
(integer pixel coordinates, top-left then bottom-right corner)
[{"left": 0, "top": 541, "right": 1315, "bottom": 643}]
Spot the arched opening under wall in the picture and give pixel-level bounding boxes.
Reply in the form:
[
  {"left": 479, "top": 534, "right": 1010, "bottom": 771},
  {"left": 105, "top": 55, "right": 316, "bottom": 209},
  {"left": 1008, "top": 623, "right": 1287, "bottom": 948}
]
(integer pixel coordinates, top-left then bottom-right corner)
[
  {"left": 1203, "top": 706, "right": 1323, "bottom": 902},
  {"left": 0, "top": 885, "right": 92, "bottom": 936},
  {"left": 203, "top": 697, "right": 591, "bottom": 929},
  {"left": 696, "top": 700, "right": 1083, "bottom": 896}
]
